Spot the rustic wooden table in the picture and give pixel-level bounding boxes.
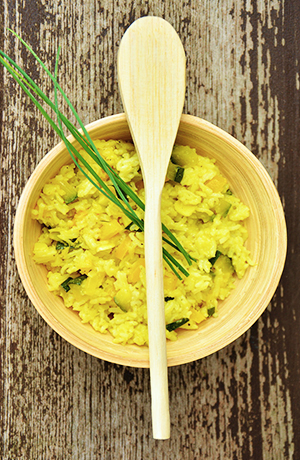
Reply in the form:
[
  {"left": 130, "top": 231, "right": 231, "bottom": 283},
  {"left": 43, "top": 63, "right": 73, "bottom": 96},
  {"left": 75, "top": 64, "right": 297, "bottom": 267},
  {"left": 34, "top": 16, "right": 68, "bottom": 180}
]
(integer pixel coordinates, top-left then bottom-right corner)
[{"left": 0, "top": 1, "right": 298, "bottom": 459}]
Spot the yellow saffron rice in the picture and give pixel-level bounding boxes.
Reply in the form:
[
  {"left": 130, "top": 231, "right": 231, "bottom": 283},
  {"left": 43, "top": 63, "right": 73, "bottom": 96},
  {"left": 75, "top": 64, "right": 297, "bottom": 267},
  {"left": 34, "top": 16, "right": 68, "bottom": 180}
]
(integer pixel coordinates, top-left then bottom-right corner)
[{"left": 31, "top": 139, "right": 253, "bottom": 346}]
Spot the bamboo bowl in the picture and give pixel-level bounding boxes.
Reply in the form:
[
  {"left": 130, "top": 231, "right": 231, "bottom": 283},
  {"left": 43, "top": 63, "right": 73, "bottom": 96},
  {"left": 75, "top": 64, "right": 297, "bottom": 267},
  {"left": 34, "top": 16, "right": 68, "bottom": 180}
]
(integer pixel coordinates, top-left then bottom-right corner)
[{"left": 14, "top": 113, "right": 287, "bottom": 367}]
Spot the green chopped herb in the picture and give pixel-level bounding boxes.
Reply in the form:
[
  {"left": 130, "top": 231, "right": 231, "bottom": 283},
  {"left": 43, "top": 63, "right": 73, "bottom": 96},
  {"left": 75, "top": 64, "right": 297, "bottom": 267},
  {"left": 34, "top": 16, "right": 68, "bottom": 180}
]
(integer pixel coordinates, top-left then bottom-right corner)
[
  {"left": 207, "top": 307, "right": 215, "bottom": 317},
  {"left": 226, "top": 189, "right": 233, "bottom": 195},
  {"left": 167, "top": 162, "right": 185, "bottom": 183},
  {"left": 61, "top": 277, "right": 73, "bottom": 291},
  {"left": 209, "top": 250, "right": 222, "bottom": 266},
  {"left": 174, "top": 167, "right": 184, "bottom": 183},
  {"left": 166, "top": 317, "right": 189, "bottom": 332},
  {"left": 164, "top": 296, "right": 175, "bottom": 302},
  {"left": 61, "top": 274, "right": 88, "bottom": 292},
  {"left": 56, "top": 241, "right": 68, "bottom": 250},
  {"left": 56, "top": 238, "right": 78, "bottom": 251}
]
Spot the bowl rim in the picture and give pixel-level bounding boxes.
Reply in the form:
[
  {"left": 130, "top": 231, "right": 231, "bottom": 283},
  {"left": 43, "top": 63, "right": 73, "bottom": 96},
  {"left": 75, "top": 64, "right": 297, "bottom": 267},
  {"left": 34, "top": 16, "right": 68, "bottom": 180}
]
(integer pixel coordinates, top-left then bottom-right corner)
[{"left": 13, "top": 113, "right": 287, "bottom": 367}]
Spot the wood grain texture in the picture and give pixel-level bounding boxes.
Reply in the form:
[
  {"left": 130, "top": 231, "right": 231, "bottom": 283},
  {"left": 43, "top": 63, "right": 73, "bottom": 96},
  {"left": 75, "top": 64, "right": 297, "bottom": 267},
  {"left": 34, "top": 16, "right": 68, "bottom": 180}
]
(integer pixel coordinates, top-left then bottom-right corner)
[{"left": 0, "top": 0, "right": 298, "bottom": 459}]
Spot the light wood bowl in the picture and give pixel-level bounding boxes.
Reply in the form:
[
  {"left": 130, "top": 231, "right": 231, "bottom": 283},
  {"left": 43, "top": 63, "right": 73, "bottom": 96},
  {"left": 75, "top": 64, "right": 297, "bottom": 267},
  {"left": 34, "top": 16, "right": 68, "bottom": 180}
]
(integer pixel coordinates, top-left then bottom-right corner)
[{"left": 14, "top": 113, "right": 287, "bottom": 367}]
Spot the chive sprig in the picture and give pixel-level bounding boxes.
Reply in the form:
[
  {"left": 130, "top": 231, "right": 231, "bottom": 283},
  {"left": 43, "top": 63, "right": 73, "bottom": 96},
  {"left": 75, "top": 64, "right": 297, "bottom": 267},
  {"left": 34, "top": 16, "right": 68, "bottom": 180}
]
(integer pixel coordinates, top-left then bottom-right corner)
[{"left": 0, "top": 30, "right": 196, "bottom": 279}]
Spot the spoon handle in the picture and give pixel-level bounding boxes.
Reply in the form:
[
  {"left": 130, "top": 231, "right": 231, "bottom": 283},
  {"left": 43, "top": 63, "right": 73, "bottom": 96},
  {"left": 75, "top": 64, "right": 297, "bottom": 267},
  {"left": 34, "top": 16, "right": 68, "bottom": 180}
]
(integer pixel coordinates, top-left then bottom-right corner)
[{"left": 144, "top": 186, "right": 170, "bottom": 438}]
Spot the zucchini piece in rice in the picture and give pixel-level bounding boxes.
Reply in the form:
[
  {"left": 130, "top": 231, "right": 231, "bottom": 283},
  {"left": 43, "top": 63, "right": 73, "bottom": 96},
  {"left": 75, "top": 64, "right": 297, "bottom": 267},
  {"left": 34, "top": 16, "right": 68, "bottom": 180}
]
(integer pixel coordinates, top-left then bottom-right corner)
[
  {"left": 114, "top": 295, "right": 128, "bottom": 313},
  {"left": 211, "top": 254, "right": 235, "bottom": 284},
  {"left": 209, "top": 250, "right": 222, "bottom": 267},
  {"left": 114, "top": 289, "right": 132, "bottom": 312},
  {"left": 215, "top": 198, "right": 231, "bottom": 218},
  {"left": 58, "top": 180, "right": 77, "bottom": 204}
]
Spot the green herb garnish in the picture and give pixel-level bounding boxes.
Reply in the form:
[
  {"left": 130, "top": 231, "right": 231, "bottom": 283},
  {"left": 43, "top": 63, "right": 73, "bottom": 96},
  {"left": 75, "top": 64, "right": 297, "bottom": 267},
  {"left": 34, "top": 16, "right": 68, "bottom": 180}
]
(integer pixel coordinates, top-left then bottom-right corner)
[
  {"left": 174, "top": 167, "right": 184, "bottom": 183},
  {"left": 166, "top": 162, "right": 184, "bottom": 183},
  {"left": 61, "top": 274, "right": 88, "bottom": 292},
  {"left": 114, "top": 186, "right": 128, "bottom": 202},
  {"left": 207, "top": 307, "right": 215, "bottom": 317},
  {"left": 56, "top": 241, "right": 68, "bottom": 251},
  {"left": 56, "top": 238, "right": 78, "bottom": 251},
  {"left": 166, "top": 318, "right": 189, "bottom": 332},
  {"left": 164, "top": 296, "right": 175, "bottom": 302},
  {"left": 0, "top": 31, "right": 197, "bottom": 280}
]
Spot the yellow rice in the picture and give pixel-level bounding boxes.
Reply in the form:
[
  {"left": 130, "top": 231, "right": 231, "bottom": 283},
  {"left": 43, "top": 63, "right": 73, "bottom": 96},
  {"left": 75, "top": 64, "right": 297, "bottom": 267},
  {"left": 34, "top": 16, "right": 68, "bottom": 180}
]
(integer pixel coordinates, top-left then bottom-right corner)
[{"left": 31, "top": 139, "right": 253, "bottom": 346}]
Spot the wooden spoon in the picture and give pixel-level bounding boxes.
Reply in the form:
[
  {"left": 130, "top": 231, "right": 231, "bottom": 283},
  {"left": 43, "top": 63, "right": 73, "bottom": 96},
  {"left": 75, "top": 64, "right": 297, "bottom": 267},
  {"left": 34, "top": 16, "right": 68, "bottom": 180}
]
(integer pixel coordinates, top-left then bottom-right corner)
[{"left": 117, "top": 16, "right": 186, "bottom": 439}]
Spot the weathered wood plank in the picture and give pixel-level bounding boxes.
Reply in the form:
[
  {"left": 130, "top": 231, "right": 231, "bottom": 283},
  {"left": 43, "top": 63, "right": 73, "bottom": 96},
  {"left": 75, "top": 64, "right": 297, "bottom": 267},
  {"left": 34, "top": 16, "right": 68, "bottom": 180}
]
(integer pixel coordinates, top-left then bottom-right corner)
[{"left": 1, "top": 0, "right": 299, "bottom": 459}]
